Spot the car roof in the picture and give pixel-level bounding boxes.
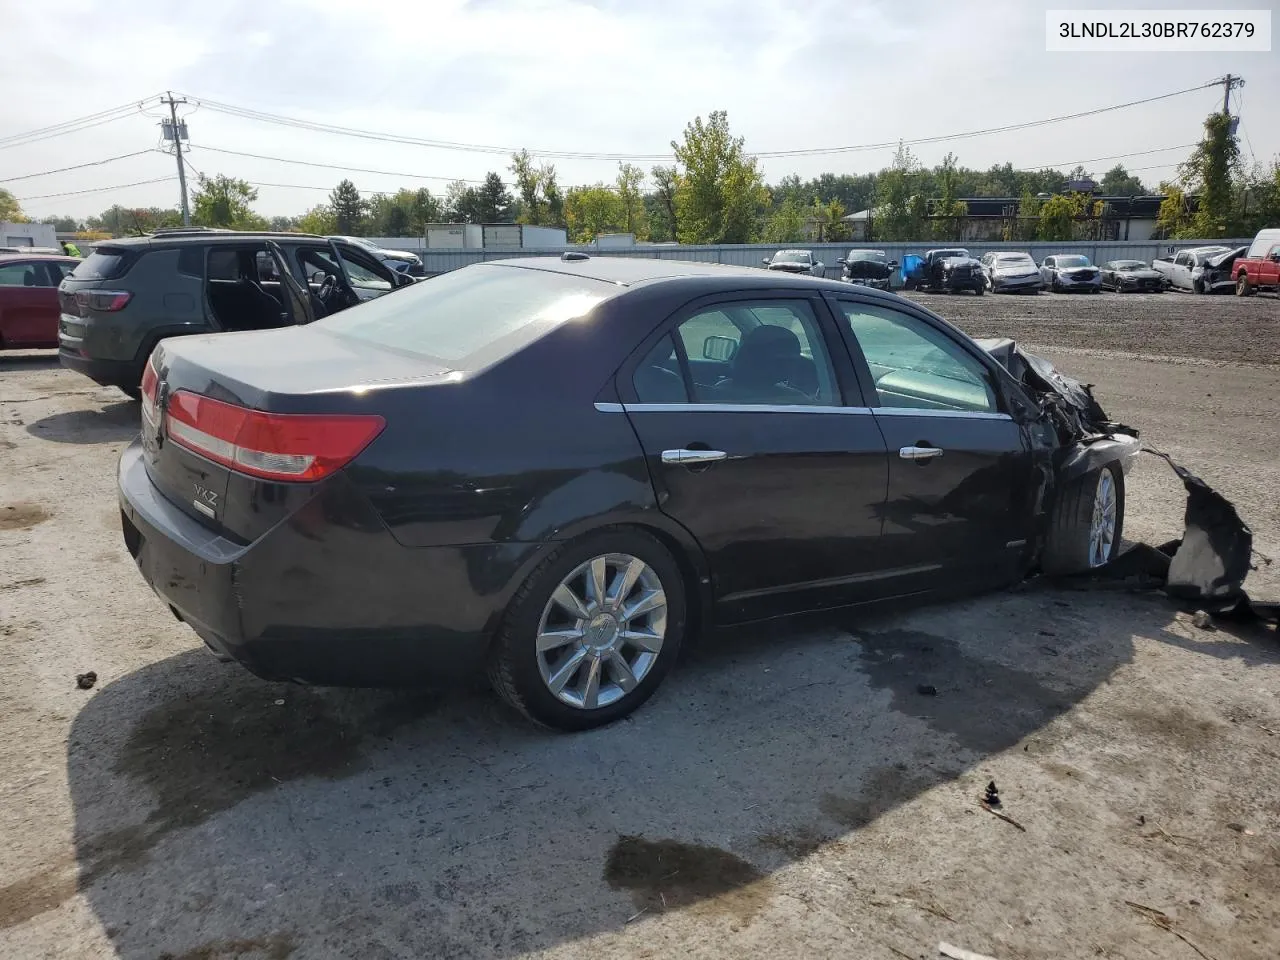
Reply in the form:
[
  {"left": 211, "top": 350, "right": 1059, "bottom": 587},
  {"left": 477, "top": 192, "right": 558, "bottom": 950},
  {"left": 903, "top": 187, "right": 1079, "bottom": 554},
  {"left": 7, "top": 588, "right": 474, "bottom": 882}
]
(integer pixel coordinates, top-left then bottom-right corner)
[
  {"left": 96, "top": 231, "right": 328, "bottom": 250},
  {"left": 482, "top": 255, "right": 890, "bottom": 295},
  {"left": 0, "top": 253, "right": 80, "bottom": 264}
]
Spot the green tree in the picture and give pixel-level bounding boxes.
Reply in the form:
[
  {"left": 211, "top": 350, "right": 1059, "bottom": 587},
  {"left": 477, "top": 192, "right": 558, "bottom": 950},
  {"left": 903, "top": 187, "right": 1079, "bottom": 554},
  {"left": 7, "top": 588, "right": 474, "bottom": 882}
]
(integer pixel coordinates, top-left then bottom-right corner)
[
  {"left": 476, "top": 172, "right": 513, "bottom": 222},
  {"left": 1037, "top": 193, "right": 1094, "bottom": 241},
  {"left": 811, "top": 198, "right": 850, "bottom": 242},
  {"left": 1008, "top": 191, "right": 1041, "bottom": 242},
  {"left": 762, "top": 197, "right": 807, "bottom": 242},
  {"left": 190, "top": 175, "right": 265, "bottom": 230},
  {"left": 670, "top": 111, "right": 767, "bottom": 243},
  {"left": 268, "top": 215, "right": 298, "bottom": 232},
  {"left": 329, "top": 179, "right": 366, "bottom": 234},
  {"left": 615, "top": 163, "right": 648, "bottom": 239},
  {"left": 873, "top": 142, "right": 924, "bottom": 241},
  {"left": 49, "top": 215, "right": 81, "bottom": 232},
  {"left": 411, "top": 188, "right": 441, "bottom": 230},
  {"left": 1179, "top": 111, "right": 1240, "bottom": 237},
  {"left": 1099, "top": 164, "right": 1148, "bottom": 196},
  {"left": 297, "top": 204, "right": 337, "bottom": 235},
  {"left": 86, "top": 205, "right": 181, "bottom": 236},
  {"left": 509, "top": 150, "right": 562, "bottom": 226},
  {"left": 932, "top": 152, "right": 968, "bottom": 241},
  {"left": 650, "top": 164, "right": 679, "bottom": 241},
  {"left": 1155, "top": 183, "right": 1193, "bottom": 239},
  {"left": 564, "top": 185, "right": 623, "bottom": 242},
  {"left": 0, "top": 188, "right": 25, "bottom": 222},
  {"left": 1239, "top": 160, "right": 1280, "bottom": 235}
]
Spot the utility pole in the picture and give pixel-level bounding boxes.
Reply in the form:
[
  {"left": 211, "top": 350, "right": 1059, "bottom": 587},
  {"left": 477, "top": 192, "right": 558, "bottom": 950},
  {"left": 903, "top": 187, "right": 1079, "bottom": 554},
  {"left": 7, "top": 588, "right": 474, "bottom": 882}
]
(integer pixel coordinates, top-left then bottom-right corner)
[
  {"left": 1218, "top": 73, "right": 1244, "bottom": 117},
  {"left": 161, "top": 92, "right": 191, "bottom": 225}
]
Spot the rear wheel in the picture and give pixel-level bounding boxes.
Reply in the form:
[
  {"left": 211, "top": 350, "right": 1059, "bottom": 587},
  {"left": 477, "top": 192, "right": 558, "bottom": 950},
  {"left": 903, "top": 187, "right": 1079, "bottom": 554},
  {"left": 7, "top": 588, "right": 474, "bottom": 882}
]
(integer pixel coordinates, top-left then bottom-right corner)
[
  {"left": 488, "top": 528, "right": 687, "bottom": 730},
  {"left": 1236, "top": 274, "right": 1253, "bottom": 297},
  {"left": 1041, "top": 463, "right": 1125, "bottom": 576}
]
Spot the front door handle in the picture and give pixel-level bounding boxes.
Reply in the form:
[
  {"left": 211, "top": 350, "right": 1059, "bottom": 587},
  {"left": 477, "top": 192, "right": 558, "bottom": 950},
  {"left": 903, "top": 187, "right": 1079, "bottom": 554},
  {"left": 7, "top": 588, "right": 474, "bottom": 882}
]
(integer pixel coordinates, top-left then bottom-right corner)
[
  {"left": 662, "top": 448, "right": 727, "bottom": 465},
  {"left": 899, "top": 445, "right": 943, "bottom": 460}
]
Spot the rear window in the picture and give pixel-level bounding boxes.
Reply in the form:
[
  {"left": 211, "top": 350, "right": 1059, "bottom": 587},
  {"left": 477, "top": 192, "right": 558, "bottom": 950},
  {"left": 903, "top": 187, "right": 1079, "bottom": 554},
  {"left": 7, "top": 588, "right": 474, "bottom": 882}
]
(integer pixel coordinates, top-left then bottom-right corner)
[
  {"left": 317, "top": 264, "right": 614, "bottom": 367},
  {"left": 70, "top": 248, "right": 134, "bottom": 280}
]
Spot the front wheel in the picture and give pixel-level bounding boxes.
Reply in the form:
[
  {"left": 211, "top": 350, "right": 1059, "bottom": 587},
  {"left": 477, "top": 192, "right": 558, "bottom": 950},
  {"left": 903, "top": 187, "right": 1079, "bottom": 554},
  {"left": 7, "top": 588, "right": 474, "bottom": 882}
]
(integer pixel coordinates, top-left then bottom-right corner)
[
  {"left": 1193, "top": 279, "right": 1205, "bottom": 295},
  {"left": 1041, "top": 463, "right": 1125, "bottom": 576},
  {"left": 973, "top": 283, "right": 984, "bottom": 296},
  {"left": 1236, "top": 274, "right": 1253, "bottom": 297},
  {"left": 487, "top": 528, "right": 687, "bottom": 730}
]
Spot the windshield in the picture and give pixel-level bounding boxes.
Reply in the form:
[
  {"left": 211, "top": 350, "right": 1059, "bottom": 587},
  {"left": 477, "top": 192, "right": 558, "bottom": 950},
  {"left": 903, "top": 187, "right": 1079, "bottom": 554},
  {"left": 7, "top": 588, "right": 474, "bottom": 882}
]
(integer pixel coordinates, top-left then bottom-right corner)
[
  {"left": 317, "top": 264, "right": 613, "bottom": 368},
  {"left": 1111, "top": 260, "right": 1144, "bottom": 269},
  {"left": 1056, "top": 255, "right": 1090, "bottom": 268},
  {"left": 995, "top": 255, "right": 1032, "bottom": 266},
  {"left": 845, "top": 250, "right": 886, "bottom": 262},
  {"left": 935, "top": 250, "right": 969, "bottom": 259},
  {"left": 772, "top": 251, "right": 810, "bottom": 264},
  {"left": 337, "top": 236, "right": 379, "bottom": 252}
]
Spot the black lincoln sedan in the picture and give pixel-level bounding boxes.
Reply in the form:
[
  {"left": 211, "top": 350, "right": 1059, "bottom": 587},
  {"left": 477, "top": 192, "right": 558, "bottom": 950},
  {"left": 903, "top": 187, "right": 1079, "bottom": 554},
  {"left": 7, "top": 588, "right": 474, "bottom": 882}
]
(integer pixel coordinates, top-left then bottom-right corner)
[{"left": 119, "top": 255, "right": 1137, "bottom": 730}]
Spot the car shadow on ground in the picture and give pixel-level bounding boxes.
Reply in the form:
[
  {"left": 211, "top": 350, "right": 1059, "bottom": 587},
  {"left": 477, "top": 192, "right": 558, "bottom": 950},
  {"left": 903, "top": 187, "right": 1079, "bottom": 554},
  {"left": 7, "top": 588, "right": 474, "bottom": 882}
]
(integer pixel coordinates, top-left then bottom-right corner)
[
  {"left": 0, "top": 353, "right": 60, "bottom": 371},
  {"left": 26, "top": 400, "right": 139, "bottom": 444},
  {"left": 38, "top": 588, "right": 1275, "bottom": 957}
]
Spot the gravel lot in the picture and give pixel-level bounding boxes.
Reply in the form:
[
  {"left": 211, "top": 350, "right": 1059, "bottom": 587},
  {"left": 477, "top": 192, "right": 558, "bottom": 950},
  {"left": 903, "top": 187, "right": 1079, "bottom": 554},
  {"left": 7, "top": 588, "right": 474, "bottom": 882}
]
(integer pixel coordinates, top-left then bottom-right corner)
[{"left": 1, "top": 291, "right": 1278, "bottom": 960}]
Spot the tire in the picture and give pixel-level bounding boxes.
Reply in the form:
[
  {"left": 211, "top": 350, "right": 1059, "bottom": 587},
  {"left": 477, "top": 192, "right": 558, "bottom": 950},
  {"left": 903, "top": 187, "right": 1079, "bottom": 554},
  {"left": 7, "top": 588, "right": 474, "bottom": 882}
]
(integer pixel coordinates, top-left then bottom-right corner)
[
  {"left": 1051, "top": 276, "right": 1061, "bottom": 293},
  {"left": 973, "top": 283, "right": 984, "bottom": 296},
  {"left": 1193, "top": 279, "right": 1205, "bottom": 295},
  {"left": 1236, "top": 274, "right": 1253, "bottom": 297},
  {"left": 1041, "top": 463, "right": 1125, "bottom": 576},
  {"left": 118, "top": 384, "right": 142, "bottom": 401},
  {"left": 487, "top": 527, "right": 688, "bottom": 730}
]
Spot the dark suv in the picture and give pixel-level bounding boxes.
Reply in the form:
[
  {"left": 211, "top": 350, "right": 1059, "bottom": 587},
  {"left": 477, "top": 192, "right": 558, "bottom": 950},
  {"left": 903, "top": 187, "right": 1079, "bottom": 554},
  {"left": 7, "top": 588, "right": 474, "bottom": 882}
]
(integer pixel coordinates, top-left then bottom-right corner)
[{"left": 58, "top": 230, "right": 413, "bottom": 397}]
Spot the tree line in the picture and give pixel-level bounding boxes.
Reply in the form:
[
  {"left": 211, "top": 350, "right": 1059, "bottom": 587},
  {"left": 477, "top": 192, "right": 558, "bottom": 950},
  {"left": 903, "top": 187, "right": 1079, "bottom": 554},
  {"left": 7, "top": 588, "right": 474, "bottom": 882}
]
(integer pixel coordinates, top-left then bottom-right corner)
[{"left": 10, "top": 107, "right": 1278, "bottom": 245}]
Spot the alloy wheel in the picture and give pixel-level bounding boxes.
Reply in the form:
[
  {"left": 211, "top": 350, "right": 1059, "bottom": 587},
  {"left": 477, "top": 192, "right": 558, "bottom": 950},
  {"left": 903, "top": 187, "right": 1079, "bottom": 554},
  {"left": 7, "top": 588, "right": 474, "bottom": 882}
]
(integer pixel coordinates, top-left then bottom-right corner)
[
  {"left": 535, "top": 553, "right": 667, "bottom": 710},
  {"left": 1088, "top": 469, "right": 1118, "bottom": 568}
]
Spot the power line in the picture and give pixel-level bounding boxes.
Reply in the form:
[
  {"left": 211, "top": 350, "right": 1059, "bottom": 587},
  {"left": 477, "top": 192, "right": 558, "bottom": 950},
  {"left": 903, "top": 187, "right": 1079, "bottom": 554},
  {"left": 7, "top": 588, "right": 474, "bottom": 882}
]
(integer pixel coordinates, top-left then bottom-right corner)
[
  {"left": 189, "top": 143, "right": 489, "bottom": 184},
  {"left": 1014, "top": 142, "right": 1196, "bottom": 173},
  {"left": 17, "top": 176, "right": 176, "bottom": 201},
  {"left": 182, "top": 81, "right": 1217, "bottom": 161},
  {"left": 0, "top": 97, "right": 162, "bottom": 150},
  {"left": 0, "top": 149, "right": 161, "bottom": 184}
]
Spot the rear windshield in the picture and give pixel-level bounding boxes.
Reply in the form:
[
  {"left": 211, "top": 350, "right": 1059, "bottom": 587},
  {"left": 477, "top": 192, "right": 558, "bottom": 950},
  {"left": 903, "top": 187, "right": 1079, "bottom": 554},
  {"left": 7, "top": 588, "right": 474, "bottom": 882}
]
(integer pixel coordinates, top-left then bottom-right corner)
[
  {"left": 70, "top": 248, "right": 134, "bottom": 280},
  {"left": 317, "top": 264, "right": 614, "bottom": 367}
]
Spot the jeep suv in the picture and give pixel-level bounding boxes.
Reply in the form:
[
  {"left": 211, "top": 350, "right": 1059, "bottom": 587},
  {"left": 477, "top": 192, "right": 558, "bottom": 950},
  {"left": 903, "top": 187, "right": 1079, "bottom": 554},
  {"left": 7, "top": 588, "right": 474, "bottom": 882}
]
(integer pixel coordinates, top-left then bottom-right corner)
[{"left": 58, "top": 231, "right": 412, "bottom": 398}]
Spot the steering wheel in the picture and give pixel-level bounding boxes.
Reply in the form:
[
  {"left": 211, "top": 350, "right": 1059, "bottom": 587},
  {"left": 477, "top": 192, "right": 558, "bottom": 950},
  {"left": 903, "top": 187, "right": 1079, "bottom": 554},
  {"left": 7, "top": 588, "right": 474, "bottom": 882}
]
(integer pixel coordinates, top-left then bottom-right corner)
[{"left": 317, "top": 274, "right": 337, "bottom": 302}]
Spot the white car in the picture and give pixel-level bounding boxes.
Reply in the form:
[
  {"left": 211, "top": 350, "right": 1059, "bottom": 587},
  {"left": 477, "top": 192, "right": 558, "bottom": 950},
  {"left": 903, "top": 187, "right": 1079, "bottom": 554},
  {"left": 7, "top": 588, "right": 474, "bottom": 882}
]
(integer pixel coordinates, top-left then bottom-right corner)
[
  {"left": 980, "top": 251, "right": 1042, "bottom": 294},
  {"left": 1150, "top": 246, "right": 1234, "bottom": 293},
  {"left": 1040, "top": 254, "right": 1101, "bottom": 293},
  {"left": 330, "top": 236, "right": 424, "bottom": 277}
]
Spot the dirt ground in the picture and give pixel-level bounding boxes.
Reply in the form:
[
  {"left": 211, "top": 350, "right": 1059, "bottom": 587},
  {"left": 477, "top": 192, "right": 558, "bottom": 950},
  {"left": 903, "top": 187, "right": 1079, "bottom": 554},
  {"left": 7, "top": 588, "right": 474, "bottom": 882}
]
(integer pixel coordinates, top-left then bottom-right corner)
[{"left": 1, "top": 292, "right": 1279, "bottom": 960}]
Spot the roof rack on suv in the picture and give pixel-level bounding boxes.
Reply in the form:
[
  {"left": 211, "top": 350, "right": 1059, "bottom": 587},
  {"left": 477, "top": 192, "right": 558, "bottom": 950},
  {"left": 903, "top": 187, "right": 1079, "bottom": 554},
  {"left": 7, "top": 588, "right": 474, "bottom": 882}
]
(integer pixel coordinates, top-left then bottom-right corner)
[{"left": 150, "top": 227, "right": 234, "bottom": 236}]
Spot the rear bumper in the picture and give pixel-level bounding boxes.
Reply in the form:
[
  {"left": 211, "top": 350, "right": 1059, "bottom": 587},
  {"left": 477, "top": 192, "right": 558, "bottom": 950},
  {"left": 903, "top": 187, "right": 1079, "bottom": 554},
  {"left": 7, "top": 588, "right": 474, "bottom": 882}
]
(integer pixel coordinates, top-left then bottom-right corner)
[
  {"left": 58, "top": 348, "right": 142, "bottom": 389},
  {"left": 117, "top": 442, "right": 543, "bottom": 686}
]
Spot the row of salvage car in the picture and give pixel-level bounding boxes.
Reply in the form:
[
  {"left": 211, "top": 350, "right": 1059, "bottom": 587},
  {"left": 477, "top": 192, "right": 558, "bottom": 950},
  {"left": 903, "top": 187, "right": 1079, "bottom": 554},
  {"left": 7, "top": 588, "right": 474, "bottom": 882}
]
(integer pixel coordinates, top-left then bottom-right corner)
[{"left": 762, "top": 237, "right": 1277, "bottom": 296}]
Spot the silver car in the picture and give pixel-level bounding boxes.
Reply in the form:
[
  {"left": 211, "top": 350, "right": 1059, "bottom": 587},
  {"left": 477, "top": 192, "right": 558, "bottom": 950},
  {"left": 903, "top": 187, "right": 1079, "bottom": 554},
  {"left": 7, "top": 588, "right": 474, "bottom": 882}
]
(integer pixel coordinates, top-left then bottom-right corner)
[
  {"left": 1040, "top": 254, "right": 1101, "bottom": 293},
  {"left": 980, "top": 251, "right": 1042, "bottom": 293},
  {"left": 762, "top": 249, "right": 825, "bottom": 277}
]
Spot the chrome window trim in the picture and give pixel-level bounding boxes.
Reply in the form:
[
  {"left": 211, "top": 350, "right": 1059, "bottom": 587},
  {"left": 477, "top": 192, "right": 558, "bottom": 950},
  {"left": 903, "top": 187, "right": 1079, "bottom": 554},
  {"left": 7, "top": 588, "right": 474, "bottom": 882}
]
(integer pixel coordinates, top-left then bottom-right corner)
[
  {"left": 874, "top": 407, "right": 1012, "bottom": 421},
  {"left": 595, "top": 401, "right": 1008, "bottom": 421},
  {"left": 595, "top": 401, "right": 872, "bottom": 415}
]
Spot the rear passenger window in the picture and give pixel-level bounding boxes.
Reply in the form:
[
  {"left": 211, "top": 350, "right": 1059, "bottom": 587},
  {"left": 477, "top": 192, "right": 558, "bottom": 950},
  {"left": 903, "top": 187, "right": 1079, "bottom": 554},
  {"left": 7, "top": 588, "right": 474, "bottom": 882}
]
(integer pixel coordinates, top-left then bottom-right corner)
[
  {"left": 633, "top": 334, "right": 688, "bottom": 403},
  {"left": 207, "top": 250, "right": 239, "bottom": 281},
  {"left": 674, "top": 300, "right": 837, "bottom": 406},
  {"left": 839, "top": 304, "right": 997, "bottom": 413},
  {"left": 177, "top": 246, "right": 204, "bottom": 278}
]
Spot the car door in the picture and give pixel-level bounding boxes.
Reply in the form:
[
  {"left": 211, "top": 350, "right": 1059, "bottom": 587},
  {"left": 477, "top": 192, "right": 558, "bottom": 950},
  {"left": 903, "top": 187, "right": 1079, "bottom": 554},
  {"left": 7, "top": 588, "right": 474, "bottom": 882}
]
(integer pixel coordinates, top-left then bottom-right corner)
[
  {"left": 1173, "top": 252, "right": 1194, "bottom": 290},
  {"left": 0, "top": 260, "right": 60, "bottom": 346},
  {"left": 331, "top": 243, "right": 397, "bottom": 303},
  {"left": 1040, "top": 256, "right": 1054, "bottom": 286},
  {"left": 264, "top": 241, "right": 315, "bottom": 326},
  {"left": 1265, "top": 244, "right": 1280, "bottom": 288},
  {"left": 826, "top": 293, "right": 1036, "bottom": 594},
  {"left": 617, "top": 292, "right": 890, "bottom": 623}
]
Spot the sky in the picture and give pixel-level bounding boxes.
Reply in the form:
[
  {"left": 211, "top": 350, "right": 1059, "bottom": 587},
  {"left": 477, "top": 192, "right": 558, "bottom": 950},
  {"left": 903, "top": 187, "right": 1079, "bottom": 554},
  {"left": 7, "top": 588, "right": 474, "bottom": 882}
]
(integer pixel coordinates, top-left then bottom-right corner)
[{"left": 1, "top": 0, "right": 1276, "bottom": 221}]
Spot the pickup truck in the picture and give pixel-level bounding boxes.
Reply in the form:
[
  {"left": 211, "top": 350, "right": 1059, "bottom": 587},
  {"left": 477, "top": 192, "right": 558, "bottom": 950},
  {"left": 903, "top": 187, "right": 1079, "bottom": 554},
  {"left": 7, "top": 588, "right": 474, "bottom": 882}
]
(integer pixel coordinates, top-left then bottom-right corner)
[
  {"left": 1234, "top": 228, "right": 1280, "bottom": 297},
  {"left": 1150, "top": 246, "right": 1233, "bottom": 293}
]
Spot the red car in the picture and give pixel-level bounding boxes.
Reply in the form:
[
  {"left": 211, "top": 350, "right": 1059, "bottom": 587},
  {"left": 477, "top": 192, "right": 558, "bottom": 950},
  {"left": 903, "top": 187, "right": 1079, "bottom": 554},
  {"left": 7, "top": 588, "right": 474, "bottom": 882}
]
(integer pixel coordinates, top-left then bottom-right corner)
[{"left": 0, "top": 253, "right": 81, "bottom": 349}]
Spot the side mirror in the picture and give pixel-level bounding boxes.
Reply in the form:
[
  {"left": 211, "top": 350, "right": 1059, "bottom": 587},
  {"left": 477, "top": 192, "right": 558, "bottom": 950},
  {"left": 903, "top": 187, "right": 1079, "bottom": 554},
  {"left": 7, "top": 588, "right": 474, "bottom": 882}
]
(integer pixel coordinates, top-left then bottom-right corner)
[
  {"left": 888, "top": 260, "right": 898, "bottom": 269},
  {"left": 836, "top": 258, "right": 847, "bottom": 265},
  {"left": 703, "top": 335, "right": 738, "bottom": 362},
  {"left": 309, "top": 271, "right": 325, "bottom": 284},
  {"left": 814, "top": 261, "right": 824, "bottom": 271},
  {"left": 394, "top": 272, "right": 415, "bottom": 287},
  {"left": 761, "top": 257, "right": 771, "bottom": 265},
  {"left": 1272, "top": 253, "right": 1280, "bottom": 263}
]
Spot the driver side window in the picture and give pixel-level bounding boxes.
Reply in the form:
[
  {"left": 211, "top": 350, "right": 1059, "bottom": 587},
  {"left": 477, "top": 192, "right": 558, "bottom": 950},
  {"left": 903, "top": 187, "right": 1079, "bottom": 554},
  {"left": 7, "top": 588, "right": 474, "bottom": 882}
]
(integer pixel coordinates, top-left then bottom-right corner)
[
  {"left": 340, "top": 254, "right": 392, "bottom": 292},
  {"left": 839, "top": 303, "right": 997, "bottom": 413}
]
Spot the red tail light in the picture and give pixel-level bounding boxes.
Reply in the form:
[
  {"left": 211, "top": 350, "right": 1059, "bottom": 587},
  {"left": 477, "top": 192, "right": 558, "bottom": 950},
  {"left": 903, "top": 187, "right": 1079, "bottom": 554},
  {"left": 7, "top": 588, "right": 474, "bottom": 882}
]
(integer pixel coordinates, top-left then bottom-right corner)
[
  {"left": 74, "top": 290, "right": 132, "bottom": 312},
  {"left": 164, "top": 391, "right": 385, "bottom": 482},
  {"left": 140, "top": 356, "right": 159, "bottom": 423}
]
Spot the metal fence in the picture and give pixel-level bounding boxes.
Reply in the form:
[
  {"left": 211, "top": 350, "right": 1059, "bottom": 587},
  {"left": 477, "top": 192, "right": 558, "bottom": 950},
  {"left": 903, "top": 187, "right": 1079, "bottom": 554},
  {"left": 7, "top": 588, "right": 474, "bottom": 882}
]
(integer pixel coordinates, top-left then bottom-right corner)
[{"left": 373, "top": 239, "right": 1252, "bottom": 279}]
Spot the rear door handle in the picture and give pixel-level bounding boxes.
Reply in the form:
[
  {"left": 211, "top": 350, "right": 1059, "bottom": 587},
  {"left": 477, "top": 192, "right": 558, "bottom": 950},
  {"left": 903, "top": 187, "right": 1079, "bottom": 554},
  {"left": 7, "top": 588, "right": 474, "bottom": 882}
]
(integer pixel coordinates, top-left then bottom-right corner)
[
  {"left": 899, "top": 445, "right": 943, "bottom": 460},
  {"left": 662, "top": 449, "right": 727, "bottom": 465}
]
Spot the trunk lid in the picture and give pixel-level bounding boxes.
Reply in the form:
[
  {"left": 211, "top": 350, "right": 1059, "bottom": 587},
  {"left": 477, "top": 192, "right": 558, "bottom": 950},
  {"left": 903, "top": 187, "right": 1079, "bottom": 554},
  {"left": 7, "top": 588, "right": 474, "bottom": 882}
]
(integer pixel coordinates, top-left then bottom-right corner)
[{"left": 144, "top": 325, "right": 453, "bottom": 543}]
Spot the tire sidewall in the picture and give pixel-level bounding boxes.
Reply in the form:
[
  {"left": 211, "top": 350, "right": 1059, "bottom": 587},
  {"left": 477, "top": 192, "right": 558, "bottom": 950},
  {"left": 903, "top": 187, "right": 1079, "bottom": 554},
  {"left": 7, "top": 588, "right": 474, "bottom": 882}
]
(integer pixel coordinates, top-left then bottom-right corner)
[
  {"left": 1094, "top": 462, "right": 1125, "bottom": 567},
  {"left": 496, "top": 529, "right": 687, "bottom": 730}
]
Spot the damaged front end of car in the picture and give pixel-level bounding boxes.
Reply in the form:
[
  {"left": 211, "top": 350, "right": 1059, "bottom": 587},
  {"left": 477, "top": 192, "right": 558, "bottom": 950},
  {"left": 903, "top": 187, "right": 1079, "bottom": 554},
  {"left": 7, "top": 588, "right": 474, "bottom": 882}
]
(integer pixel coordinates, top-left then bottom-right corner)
[{"left": 979, "top": 337, "right": 1274, "bottom": 624}]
